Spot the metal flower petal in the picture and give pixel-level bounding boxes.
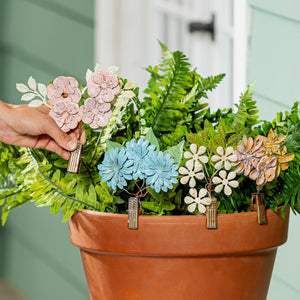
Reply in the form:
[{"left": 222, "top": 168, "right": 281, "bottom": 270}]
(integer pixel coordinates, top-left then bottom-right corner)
[
  {"left": 212, "top": 170, "right": 239, "bottom": 196},
  {"left": 212, "top": 146, "right": 237, "bottom": 170},
  {"left": 249, "top": 156, "right": 277, "bottom": 186},
  {"left": 87, "top": 69, "right": 121, "bottom": 102},
  {"left": 80, "top": 98, "right": 112, "bottom": 129},
  {"left": 233, "top": 137, "right": 265, "bottom": 175},
  {"left": 125, "top": 138, "right": 156, "bottom": 180},
  {"left": 49, "top": 100, "right": 82, "bottom": 132},
  {"left": 183, "top": 144, "right": 208, "bottom": 167},
  {"left": 145, "top": 152, "right": 178, "bottom": 193},
  {"left": 179, "top": 160, "right": 204, "bottom": 188},
  {"left": 98, "top": 147, "right": 133, "bottom": 190},
  {"left": 184, "top": 188, "right": 211, "bottom": 213},
  {"left": 47, "top": 76, "right": 81, "bottom": 105}
]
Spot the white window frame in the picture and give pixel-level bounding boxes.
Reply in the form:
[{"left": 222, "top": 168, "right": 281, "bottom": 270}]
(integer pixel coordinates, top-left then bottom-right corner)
[{"left": 95, "top": 0, "right": 249, "bottom": 108}]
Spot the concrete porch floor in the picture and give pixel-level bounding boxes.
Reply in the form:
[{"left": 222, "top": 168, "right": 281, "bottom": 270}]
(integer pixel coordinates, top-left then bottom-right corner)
[{"left": 0, "top": 280, "right": 25, "bottom": 300}]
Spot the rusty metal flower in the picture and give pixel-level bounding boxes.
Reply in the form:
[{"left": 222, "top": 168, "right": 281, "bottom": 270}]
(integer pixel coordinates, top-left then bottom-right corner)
[
  {"left": 257, "top": 128, "right": 286, "bottom": 156},
  {"left": 258, "top": 128, "right": 294, "bottom": 177},
  {"left": 276, "top": 145, "right": 295, "bottom": 177},
  {"left": 233, "top": 137, "right": 265, "bottom": 176},
  {"left": 249, "top": 156, "right": 277, "bottom": 186}
]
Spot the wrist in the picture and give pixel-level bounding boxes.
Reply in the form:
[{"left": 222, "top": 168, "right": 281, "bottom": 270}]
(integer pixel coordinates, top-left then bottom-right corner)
[
  {"left": 0, "top": 100, "right": 12, "bottom": 119},
  {"left": 0, "top": 101, "right": 12, "bottom": 143}
]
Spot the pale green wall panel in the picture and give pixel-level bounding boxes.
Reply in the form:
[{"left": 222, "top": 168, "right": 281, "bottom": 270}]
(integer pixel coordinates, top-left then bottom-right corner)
[
  {"left": 0, "top": 0, "right": 94, "bottom": 81},
  {"left": 253, "top": 93, "right": 290, "bottom": 121},
  {"left": 268, "top": 214, "right": 300, "bottom": 297},
  {"left": 248, "top": 9, "right": 300, "bottom": 106},
  {"left": 0, "top": 0, "right": 95, "bottom": 298},
  {"left": 249, "top": 0, "right": 300, "bottom": 22},
  {"left": 248, "top": 2, "right": 300, "bottom": 299},
  {"left": 268, "top": 275, "right": 300, "bottom": 300},
  {"left": 6, "top": 232, "right": 89, "bottom": 300},
  {"left": 24, "top": 0, "right": 95, "bottom": 23},
  {"left": 6, "top": 203, "right": 87, "bottom": 288}
]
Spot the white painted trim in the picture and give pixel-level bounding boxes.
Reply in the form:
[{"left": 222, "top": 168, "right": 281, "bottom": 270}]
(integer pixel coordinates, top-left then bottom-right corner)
[
  {"left": 95, "top": 0, "right": 121, "bottom": 67},
  {"left": 233, "top": 0, "right": 248, "bottom": 104}
]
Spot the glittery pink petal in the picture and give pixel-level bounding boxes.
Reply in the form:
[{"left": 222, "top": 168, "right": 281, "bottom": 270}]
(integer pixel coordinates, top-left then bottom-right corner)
[
  {"left": 99, "top": 88, "right": 114, "bottom": 102},
  {"left": 249, "top": 169, "right": 259, "bottom": 180},
  {"left": 53, "top": 76, "right": 68, "bottom": 87},
  {"left": 64, "top": 83, "right": 75, "bottom": 95},
  {"left": 66, "top": 77, "right": 79, "bottom": 89},
  {"left": 84, "top": 98, "right": 97, "bottom": 110},
  {"left": 92, "top": 71, "right": 104, "bottom": 85},
  {"left": 82, "top": 112, "right": 94, "bottom": 124},
  {"left": 252, "top": 158, "right": 260, "bottom": 168},
  {"left": 237, "top": 144, "right": 246, "bottom": 154},
  {"left": 97, "top": 102, "right": 111, "bottom": 113},
  {"left": 76, "top": 113, "right": 82, "bottom": 122},
  {"left": 105, "top": 110, "right": 112, "bottom": 120},
  {"left": 89, "top": 119, "right": 100, "bottom": 129},
  {"left": 94, "top": 114, "right": 109, "bottom": 127},
  {"left": 69, "top": 88, "right": 82, "bottom": 103},
  {"left": 49, "top": 110, "right": 59, "bottom": 121},
  {"left": 112, "top": 84, "right": 121, "bottom": 95},
  {"left": 67, "top": 103, "right": 80, "bottom": 115},
  {"left": 50, "top": 111, "right": 65, "bottom": 128},
  {"left": 252, "top": 137, "right": 263, "bottom": 151},
  {"left": 53, "top": 101, "right": 65, "bottom": 114},
  {"left": 87, "top": 81, "right": 100, "bottom": 97},
  {"left": 61, "top": 124, "right": 70, "bottom": 132},
  {"left": 107, "top": 75, "right": 118, "bottom": 88},
  {"left": 47, "top": 84, "right": 57, "bottom": 100},
  {"left": 67, "top": 115, "right": 78, "bottom": 129}
]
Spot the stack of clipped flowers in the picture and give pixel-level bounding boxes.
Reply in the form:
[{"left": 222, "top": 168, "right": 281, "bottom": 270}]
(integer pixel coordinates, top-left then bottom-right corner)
[
  {"left": 17, "top": 66, "right": 126, "bottom": 133},
  {"left": 48, "top": 70, "right": 119, "bottom": 131}
]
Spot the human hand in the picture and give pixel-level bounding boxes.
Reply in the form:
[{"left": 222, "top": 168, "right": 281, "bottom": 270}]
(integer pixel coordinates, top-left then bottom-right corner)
[{"left": 0, "top": 101, "right": 86, "bottom": 160}]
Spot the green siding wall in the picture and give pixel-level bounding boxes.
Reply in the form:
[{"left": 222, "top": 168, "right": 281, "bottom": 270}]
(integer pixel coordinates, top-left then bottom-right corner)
[
  {"left": 247, "top": 1, "right": 300, "bottom": 299},
  {"left": 0, "top": 0, "right": 94, "bottom": 299}
]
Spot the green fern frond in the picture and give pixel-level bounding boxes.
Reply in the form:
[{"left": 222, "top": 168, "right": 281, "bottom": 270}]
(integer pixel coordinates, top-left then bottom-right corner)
[
  {"left": 232, "top": 82, "right": 259, "bottom": 130},
  {"left": 274, "top": 168, "right": 300, "bottom": 216},
  {"left": 142, "top": 43, "right": 224, "bottom": 146}
]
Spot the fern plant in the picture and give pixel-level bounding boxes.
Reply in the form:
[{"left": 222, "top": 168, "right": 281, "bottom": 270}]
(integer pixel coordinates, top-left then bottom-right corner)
[{"left": 0, "top": 43, "right": 299, "bottom": 225}]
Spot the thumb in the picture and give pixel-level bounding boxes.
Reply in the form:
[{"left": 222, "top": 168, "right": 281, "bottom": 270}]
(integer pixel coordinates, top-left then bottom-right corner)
[{"left": 45, "top": 120, "right": 78, "bottom": 151}]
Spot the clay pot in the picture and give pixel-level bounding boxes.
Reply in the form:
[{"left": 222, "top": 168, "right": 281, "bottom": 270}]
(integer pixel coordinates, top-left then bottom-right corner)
[{"left": 69, "top": 206, "right": 289, "bottom": 300}]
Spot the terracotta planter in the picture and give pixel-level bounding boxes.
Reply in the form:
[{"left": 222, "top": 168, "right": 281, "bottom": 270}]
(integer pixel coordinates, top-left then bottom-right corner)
[{"left": 69, "top": 206, "right": 289, "bottom": 300}]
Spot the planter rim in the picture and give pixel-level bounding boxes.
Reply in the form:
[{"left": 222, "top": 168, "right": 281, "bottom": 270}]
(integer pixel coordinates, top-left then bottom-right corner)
[
  {"left": 69, "top": 206, "right": 290, "bottom": 257},
  {"left": 78, "top": 207, "right": 283, "bottom": 222}
]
